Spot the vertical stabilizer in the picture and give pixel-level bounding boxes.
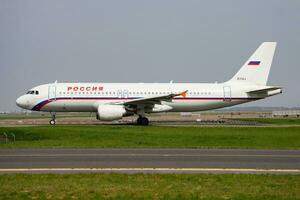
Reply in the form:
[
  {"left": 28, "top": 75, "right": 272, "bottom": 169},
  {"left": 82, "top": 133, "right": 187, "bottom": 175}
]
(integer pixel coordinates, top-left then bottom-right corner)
[{"left": 228, "top": 42, "right": 277, "bottom": 86}]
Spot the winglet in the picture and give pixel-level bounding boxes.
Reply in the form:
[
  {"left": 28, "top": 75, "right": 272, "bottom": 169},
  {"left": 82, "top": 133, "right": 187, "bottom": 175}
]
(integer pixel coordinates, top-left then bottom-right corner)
[{"left": 180, "top": 90, "right": 188, "bottom": 98}]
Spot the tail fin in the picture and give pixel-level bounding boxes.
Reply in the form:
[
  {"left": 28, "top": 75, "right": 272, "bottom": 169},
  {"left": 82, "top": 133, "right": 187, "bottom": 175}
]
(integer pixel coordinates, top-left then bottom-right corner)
[{"left": 228, "top": 42, "right": 277, "bottom": 86}]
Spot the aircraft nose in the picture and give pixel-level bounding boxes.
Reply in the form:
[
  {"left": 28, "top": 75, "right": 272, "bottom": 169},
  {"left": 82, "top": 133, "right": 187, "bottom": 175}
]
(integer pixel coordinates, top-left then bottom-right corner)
[{"left": 16, "top": 96, "right": 29, "bottom": 109}]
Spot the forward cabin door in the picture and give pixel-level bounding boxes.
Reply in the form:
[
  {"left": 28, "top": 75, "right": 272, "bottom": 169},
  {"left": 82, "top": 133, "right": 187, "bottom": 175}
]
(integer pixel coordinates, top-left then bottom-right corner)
[
  {"left": 48, "top": 85, "right": 57, "bottom": 101},
  {"left": 223, "top": 86, "right": 231, "bottom": 101}
]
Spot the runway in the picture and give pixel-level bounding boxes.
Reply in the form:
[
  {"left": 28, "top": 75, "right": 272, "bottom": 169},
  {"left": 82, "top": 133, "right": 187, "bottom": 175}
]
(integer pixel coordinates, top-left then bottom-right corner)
[{"left": 0, "top": 149, "right": 300, "bottom": 174}]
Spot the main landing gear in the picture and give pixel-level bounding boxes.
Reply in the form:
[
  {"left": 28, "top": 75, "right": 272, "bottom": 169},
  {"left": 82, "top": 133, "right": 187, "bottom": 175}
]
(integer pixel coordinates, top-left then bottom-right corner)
[
  {"left": 49, "top": 112, "right": 56, "bottom": 125},
  {"left": 136, "top": 116, "right": 149, "bottom": 126}
]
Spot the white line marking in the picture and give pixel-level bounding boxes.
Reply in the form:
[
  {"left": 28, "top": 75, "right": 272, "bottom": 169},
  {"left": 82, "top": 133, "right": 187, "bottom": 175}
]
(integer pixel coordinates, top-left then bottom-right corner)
[
  {"left": 0, "top": 168, "right": 299, "bottom": 173},
  {"left": 0, "top": 154, "right": 299, "bottom": 158}
]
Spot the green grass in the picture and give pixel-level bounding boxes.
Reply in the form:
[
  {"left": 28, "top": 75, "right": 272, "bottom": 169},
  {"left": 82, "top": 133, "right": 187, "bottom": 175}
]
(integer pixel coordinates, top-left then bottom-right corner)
[
  {"left": 0, "top": 174, "right": 299, "bottom": 200},
  {"left": 0, "top": 126, "right": 299, "bottom": 149},
  {"left": 237, "top": 118, "right": 300, "bottom": 125}
]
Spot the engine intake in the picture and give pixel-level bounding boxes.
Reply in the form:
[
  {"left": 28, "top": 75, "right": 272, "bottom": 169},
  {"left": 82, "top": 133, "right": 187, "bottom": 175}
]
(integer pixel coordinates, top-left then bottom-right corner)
[{"left": 97, "top": 105, "right": 126, "bottom": 121}]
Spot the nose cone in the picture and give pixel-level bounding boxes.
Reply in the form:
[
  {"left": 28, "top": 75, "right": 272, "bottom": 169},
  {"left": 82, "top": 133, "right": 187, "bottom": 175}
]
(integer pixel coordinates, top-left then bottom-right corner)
[{"left": 16, "top": 96, "right": 29, "bottom": 109}]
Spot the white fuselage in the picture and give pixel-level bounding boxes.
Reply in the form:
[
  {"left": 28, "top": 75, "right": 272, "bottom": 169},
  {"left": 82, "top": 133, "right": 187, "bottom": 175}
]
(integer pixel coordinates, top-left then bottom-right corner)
[
  {"left": 15, "top": 42, "right": 282, "bottom": 124},
  {"left": 16, "top": 82, "right": 272, "bottom": 113}
]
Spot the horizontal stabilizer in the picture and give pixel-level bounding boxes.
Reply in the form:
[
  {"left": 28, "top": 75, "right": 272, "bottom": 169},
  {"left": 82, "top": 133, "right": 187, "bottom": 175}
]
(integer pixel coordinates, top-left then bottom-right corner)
[{"left": 247, "top": 86, "right": 282, "bottom": 94}]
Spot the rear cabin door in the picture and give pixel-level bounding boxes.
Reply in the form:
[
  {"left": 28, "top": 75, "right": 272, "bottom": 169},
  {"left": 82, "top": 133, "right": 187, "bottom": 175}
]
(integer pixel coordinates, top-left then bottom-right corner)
[
  {"left": 223, "top": 86, "right": 231, "bottom": 101},
  {"left": 48, "top": 85, "right": 57, "bottom": 101}
]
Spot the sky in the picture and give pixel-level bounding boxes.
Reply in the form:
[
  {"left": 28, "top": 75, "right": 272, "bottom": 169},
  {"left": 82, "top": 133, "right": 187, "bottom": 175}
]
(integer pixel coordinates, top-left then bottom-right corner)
[{"left": 0, "top": 0, "right": 300, "bottom": 111}]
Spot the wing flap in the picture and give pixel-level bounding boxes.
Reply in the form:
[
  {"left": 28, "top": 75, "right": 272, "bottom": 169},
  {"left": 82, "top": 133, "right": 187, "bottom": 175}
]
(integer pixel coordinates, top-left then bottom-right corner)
[{"left": 113, "top": 90, "right": 188, "bottom": 106}]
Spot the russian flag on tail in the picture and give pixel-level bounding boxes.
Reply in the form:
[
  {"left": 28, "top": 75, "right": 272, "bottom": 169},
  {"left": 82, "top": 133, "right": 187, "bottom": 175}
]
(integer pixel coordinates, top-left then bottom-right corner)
[{"left": 248, "top": 61, "right": 261, "bottom": 66}]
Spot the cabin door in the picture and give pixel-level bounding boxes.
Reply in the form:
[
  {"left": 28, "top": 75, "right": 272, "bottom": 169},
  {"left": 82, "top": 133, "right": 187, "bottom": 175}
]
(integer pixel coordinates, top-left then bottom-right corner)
[
  {"left": 48, "top": 85, "right": 57, "bottom": 101},
  {"left": 223, "top": 86, "right": 231, "bottom": 101}
]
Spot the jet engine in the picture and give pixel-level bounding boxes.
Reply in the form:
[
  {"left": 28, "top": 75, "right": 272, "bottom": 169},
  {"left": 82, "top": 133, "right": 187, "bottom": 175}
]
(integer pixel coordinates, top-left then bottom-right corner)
[{"left": 97, "top": 105, "right": 127, "bottom": 121}]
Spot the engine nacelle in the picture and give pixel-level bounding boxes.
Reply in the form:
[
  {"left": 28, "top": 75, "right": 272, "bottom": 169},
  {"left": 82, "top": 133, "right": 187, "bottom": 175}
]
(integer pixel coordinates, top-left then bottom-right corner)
[{"left": 97, "top": 105, "right": 126, "bottom": 121}]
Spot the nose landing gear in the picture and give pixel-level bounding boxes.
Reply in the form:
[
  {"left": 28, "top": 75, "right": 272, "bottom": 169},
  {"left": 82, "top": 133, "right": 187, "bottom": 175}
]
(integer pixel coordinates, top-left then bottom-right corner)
[{"left": 49, "top": 112, "right": 56, "bottom": 125}]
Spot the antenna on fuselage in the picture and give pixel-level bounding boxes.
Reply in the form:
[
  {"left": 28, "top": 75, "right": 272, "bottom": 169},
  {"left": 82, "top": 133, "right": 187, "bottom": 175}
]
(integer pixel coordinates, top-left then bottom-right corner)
[{"left": 170, "top": 80, "right": 173, "bottom": 84}]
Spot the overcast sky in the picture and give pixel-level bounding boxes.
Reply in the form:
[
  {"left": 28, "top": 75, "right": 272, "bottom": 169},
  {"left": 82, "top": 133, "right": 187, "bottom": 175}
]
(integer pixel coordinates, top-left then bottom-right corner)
[{"left": 1, "top": 0, "right": 299, "bottom": 111}]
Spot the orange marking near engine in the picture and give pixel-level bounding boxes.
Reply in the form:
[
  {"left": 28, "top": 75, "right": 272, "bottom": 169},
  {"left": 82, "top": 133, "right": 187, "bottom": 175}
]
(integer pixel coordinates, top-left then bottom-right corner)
[{"left": 180, "top": 90, "right": 188, "bottom": 98}]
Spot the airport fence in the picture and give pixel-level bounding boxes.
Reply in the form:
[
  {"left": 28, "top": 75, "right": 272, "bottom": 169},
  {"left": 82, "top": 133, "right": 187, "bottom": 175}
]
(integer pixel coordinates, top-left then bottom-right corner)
[{"left": 0, "top": 132, "right": 15, "bottom": 143}]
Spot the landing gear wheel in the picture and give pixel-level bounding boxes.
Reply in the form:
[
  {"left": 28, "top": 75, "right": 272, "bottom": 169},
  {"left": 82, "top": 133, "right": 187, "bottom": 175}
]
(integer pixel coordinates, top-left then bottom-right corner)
[
  {"left": 141, "top": 117, "right": 149, "bottom": 126},
  {"left": 137, "top": 117, "right": 149, "bottom": 126},
  {"left": 137, "top": 117, "right": 142, "bottom": 125},
  {"left": 50, "top": 112, "right": 56, "bottom": 125}
]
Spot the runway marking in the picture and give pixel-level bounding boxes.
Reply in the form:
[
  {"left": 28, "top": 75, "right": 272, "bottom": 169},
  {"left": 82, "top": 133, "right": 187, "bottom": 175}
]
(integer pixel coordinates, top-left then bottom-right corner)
[
  {"left": 0, "top": 168, "right": 300, "bottom": 173},
  {"left": 1, "top": 154, "right": 300, "bottom": 158}
]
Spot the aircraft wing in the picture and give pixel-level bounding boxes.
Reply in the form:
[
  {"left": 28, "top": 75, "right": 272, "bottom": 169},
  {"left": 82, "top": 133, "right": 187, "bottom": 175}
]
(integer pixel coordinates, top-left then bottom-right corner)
[{"left": 113, "top": 90, "right": 188, "bottom": 106}]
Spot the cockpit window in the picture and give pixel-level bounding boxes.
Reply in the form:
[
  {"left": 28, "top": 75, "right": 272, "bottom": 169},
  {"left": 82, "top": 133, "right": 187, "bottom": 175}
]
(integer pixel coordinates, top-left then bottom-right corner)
[{"left": 26, "top": 90, "right": 39, "bottom": 95}]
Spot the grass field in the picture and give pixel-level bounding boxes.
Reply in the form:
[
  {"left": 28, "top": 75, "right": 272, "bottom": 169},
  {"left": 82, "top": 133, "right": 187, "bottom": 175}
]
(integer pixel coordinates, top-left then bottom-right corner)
[
  {"left": 0, "top": 174, "right": 299, "bottom": 200},
  {"left": 0, "top": 126, "right": 299, "bottom": 149}
]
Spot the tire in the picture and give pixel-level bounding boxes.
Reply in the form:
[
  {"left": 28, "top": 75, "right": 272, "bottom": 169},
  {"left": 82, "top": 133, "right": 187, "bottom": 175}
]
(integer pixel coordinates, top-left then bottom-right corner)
[
  {"left": 141, "top": 117, "right": 149, "bottom": 126},
  {"left": 137, "top": 117, "right": 141, "bottom": 125},
  {"left": 49, "top": 120, "right": 56, "bottom": 125}
]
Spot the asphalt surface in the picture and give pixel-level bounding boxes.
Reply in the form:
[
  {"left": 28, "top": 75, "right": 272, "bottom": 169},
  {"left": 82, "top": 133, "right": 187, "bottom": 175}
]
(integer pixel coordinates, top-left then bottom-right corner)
[{"left": 1, "top": 149, "right": 300, "bottom": 174}]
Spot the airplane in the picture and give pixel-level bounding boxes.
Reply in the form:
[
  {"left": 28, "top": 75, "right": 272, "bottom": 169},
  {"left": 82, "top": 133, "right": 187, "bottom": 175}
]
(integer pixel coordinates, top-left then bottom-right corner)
[{"left": 16, "top": 42, "right": 282, "bottom": 125}]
